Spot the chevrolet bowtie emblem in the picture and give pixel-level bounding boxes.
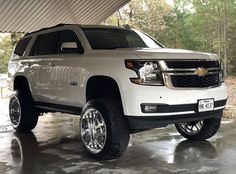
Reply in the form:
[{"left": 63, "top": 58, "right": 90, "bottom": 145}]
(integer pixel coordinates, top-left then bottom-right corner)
[{"left": 195, "top": 67, "right": 208, "bottom": 77}]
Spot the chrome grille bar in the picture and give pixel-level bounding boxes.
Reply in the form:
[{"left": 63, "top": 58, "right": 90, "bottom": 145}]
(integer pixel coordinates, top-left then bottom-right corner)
[{"left": 158, "top": 60, "right": 223, "bottom": 89}]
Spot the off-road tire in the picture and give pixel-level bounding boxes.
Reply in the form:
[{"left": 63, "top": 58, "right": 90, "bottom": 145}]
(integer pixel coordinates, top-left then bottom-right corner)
[
  {"left": 9, "top": 90, "right": 39, "bottom": 132},
  {"left": 175, "top": 111, "right": 222, "bottom": 141},
  {"left": 80, "top": 99, "right": 130, "bottom": 160}
]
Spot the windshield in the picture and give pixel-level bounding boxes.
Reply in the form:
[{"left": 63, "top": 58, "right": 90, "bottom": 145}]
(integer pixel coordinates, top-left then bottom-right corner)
[{"left": 82, "top": 28, "right": 163, "bottom": 50}]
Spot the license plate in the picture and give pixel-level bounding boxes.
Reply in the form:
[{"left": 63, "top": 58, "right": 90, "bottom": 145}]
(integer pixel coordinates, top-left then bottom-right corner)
[{"left": 198, "top": 99, "right": 214, "bottom": 112}]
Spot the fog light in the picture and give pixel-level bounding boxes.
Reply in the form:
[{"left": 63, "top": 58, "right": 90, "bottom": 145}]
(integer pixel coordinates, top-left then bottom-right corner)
[{"left": 141, "top": 104, "right": 157, "bottom": 113}]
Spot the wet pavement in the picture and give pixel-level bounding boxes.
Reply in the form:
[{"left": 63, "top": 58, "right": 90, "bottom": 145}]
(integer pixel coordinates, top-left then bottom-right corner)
[{"left": 1, "top": 98, "right": 236, "bottom": 174}]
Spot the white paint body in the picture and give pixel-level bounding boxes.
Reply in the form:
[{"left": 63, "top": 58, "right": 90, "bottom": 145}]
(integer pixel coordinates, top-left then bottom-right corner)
[{"left": 8, "top": 25, "right": 228, "bottom": 117}]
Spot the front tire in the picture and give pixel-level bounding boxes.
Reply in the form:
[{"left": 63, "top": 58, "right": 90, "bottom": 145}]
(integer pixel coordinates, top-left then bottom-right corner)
[
  {"left": 80, "top": 99, "right": 130, "bottom": 160},
  {"left": 9, "top": 90, "right": 39, "bottom": 132},
  {"left": 175, "top": 111, "right": 222, "bottom": 141}
]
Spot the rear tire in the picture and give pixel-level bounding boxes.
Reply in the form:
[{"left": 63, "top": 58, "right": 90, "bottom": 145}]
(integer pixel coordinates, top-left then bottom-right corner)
[
  {"left": 175, "top": 111, "right": 222, "bottom": 141},
  {"left": 9, "top": 90, "right": 39, "bottom": 132},
  {"left": 80, "top": 99, "right": 130, "bottom": 160}
]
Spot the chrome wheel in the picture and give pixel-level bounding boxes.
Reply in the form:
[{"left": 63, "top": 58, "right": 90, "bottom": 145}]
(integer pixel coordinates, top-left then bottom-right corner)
[
  {"left": 9, "top": 95, "right": 21, "bottom": 128},
  {"left": 80, "top": 108, "right": 107, "bottom": 154},
  {"left": 178, "top": 121, "right": 204, "bottom": 135}
]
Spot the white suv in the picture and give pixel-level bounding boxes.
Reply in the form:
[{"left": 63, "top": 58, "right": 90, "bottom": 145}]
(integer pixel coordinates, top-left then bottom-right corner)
[{"left": 8, "top": 24, "right": 227, "bottom": 160}]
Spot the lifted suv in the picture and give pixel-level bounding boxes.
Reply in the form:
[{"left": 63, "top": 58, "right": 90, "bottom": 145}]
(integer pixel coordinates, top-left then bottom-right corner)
[{"left": 8, "top": 24, "right": 227, "bottom": 160}]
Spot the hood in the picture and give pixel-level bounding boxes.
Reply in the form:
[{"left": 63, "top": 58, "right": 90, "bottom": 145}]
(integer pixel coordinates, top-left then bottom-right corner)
[{"left": 96, "top": 48, "right": 218, "bottom": 60}]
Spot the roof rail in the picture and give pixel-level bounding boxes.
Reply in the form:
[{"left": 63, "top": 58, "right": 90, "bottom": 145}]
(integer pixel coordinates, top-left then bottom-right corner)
[{"left": 24, "top": 23, "right": 72, "bottom": 36}]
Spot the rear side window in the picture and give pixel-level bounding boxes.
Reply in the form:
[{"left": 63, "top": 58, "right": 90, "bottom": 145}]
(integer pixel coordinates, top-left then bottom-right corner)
[
  {"left": 14, "top": 37, "right": 31, "bottom": 56},
  {"left": 31, "top": 31, "right": 60, "bottom": 56}
]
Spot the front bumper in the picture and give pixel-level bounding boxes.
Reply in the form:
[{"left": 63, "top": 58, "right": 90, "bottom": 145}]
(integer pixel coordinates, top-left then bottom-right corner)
[
  {"left": 127, "top": 109, "right": 223, "bottom": 131},
  {"left": 121, "top": 82, "right": 227, "bottom": 116}
]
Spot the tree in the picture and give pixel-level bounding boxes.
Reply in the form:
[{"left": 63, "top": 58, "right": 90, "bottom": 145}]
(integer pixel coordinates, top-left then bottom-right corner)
[
  {"left": 0, "top": 34, "right": 21, "bottom": 73},
  {"left": 104, "top": 0, "right": 172, "bottom": 43}
]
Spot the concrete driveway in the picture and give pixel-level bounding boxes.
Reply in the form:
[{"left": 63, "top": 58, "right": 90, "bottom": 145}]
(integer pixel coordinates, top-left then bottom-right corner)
[{"left": 0, "top": 98, "right": 236, "bottom": 174}]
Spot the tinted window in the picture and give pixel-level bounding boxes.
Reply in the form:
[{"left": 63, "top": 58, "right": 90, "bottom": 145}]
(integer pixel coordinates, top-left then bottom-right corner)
[
  {"left": 82, "top": 28, "right": 162, "bottom": 50},
  {"left": 82, "top": 28, "right": 149, "bottom": 49},
  {"left": 57, "top": 30, "right": 83, "bottom": 54},
  {"left": 32, "top": 31, "right": 59, "bottom": 56},
  {"left": 14, "top": 37, "right": 31, "bottom": 56}
]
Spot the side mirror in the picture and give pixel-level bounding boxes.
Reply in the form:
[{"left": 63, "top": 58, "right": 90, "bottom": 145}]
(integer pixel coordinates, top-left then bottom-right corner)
[
  {"left": 61, "top": 42, "right": 84, "bottom": 53},
  {"left": 61, "top": 42, "right": 77, "bottom": 49}
]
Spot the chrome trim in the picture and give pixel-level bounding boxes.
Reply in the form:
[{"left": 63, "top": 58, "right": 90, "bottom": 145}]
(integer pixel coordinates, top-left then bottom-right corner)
[
  {"left": 158, "top": 60, "right": 222, "bottom": 89},
  {"left": 214, "top": 106, "right": 225, "bottom": 110},
  {"left": 162, "top": 73, "right": 174, "bottom": 88},
  {"left": 163, "top": 68, "right": 221, "bottom": 72},
  {"left": 142, "top": 111, "right": 196, "bottom": 116},
  {"left": 158, "top": 60, "right": 169, "bottom": 71},
  {"left": 163, "top": 71, "right": 221, "bottom": 76}
]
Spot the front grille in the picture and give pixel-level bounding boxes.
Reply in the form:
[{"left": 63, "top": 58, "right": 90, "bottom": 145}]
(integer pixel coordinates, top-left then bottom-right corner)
[
  {"left": 163, "top": 60, "right": 222, "bottom": 88},
  {"left": 166, "top": 61, "right": 220, "bottom": 69},
  {"left": 171, "top": 74, "right": 220, "bottom": 88}
]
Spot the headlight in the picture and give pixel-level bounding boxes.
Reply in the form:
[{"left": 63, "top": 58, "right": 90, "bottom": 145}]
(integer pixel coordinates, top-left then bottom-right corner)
[{"left": 125, "top": 60, "right": 164, "bottom": 86}]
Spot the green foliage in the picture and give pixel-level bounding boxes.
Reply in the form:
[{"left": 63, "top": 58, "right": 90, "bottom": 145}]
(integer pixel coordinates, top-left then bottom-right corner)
[
  {"left": 0, "top": 34, "right": 22, "bottom": 73},
  {"left": 0, "top": 35, "right": 14, "bottom": 73}
]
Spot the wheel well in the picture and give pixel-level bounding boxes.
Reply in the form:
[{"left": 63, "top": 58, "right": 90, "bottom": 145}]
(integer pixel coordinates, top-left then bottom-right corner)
[
  {"left": 86, "top": 76, "right": 122, "bottom": 102},
  {"left": 14, "top": 76, "right": 30, "bottom": 92}
]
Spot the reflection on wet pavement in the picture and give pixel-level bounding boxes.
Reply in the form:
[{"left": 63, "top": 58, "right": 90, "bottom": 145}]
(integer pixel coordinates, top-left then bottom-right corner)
[{"left": 1, "top": 99, "right": 236, "bottom": 174}]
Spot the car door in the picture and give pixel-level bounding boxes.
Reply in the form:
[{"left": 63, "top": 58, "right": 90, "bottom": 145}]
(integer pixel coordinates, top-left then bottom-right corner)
[
  {"left": 49, "top": 29, "right": 85, "bottom": 107},
  {"left": 28, "top": 31, "right": 60, "bottom": 103}
]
